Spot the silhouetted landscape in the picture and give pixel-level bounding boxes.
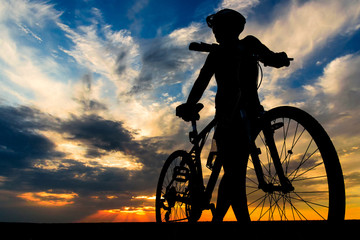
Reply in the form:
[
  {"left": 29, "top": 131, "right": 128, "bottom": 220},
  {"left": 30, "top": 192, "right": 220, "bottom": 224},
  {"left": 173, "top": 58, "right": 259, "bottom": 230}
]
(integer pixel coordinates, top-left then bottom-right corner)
[
  {"left": 1, "top": 221, "right": 358, "bottom": 240},
  {"left": 1, "top": 0, "right": 360, "bottom": 226}
]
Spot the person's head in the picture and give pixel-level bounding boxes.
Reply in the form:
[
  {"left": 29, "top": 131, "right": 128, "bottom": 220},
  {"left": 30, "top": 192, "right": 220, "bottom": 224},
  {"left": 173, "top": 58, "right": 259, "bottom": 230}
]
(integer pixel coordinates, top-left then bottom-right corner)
[{"left": 206, "top": 9, "right": 246, "bottom": 45}]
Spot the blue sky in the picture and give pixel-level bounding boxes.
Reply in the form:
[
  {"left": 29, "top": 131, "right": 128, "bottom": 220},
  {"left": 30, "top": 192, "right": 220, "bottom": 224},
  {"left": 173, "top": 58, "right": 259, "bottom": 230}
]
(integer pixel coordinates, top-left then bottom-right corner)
[{"left": 0, "top": 0, "right": 360, "bottom": 222}]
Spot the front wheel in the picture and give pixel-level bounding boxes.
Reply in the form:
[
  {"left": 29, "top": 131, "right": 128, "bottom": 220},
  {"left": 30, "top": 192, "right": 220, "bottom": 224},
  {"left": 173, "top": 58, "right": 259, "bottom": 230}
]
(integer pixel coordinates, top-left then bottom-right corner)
[
  {"left": 246, "top": 106, "right": 345, "bottom": 221},
  {"left": 156, "top": 150, "right": 201, "bottom": 222}
]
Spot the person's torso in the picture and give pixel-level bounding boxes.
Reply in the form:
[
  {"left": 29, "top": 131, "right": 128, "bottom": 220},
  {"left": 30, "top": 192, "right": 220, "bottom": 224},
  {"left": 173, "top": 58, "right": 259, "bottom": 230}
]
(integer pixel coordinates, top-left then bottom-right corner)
[{"left": 212, "top": 39, "right": 260, "bottom": 117}]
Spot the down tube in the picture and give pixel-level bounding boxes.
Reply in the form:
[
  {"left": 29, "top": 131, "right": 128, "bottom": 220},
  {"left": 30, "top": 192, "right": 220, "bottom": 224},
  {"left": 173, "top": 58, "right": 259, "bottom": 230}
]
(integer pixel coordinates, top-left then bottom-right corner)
[{"left": 204, "top": 157, "right": 222, "bottom": 203}]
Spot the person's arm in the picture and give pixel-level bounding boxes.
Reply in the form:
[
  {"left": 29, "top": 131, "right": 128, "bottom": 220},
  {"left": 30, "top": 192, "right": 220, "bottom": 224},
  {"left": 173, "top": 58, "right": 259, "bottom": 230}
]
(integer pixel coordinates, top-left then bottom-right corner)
[
  {"left": 245, "top": 35, "right": 290, "bottom": 68},
  {"left": 186, "top": 71, "right": 212, "bottom": 105},
  {"left": 186, "top": 53, "right": 214, "bottom": 104},
  {"left": 176, "top": 53, "right": 214, "bottom": 121}
]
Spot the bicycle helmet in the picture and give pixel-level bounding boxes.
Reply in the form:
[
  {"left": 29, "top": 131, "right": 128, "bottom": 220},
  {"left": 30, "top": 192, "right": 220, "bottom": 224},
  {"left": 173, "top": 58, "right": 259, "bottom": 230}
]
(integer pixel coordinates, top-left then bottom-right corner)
[
  {"left": 206, "top": 9, "right": 246, "bottom": 35},
  {"left": 206, "top": 9, "right": 246, "bottom": 28}
]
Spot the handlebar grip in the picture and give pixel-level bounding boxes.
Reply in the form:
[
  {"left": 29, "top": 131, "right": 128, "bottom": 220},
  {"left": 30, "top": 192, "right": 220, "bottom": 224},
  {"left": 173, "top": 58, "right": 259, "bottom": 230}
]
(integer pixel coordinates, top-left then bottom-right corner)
[
  {"left": 189, "top": 42, "right": 202, "bottom": 51},
  {"left": 189, "top": 42, "right": 214, "bottom": 52}
]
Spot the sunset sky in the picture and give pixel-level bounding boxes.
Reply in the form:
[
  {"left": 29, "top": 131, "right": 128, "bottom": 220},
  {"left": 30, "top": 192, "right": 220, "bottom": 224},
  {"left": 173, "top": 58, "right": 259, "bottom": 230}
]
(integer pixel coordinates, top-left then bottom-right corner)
[{"left": 0, "top": 0, "right": 360, "bottom": 222}]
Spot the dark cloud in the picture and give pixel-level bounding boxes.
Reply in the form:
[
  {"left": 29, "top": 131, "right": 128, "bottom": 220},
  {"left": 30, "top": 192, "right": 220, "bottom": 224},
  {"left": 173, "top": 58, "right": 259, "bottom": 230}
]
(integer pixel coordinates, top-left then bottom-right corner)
[
  {"left": 115, "top": 50, "right": 128, "bottom": 75},
  {"left": 0, "top": 104, "right": 168, "bottom": 221},
  {"left": 0, "top": 105, "right": 62, "bottom": 172},
  {"left": 76, "top": 99, "right": 108, "bottom": 113},
  {"left": 74, "top": 73, "right": 108, "bottom": 113},
  {"left": 344, "top": 171, "right": 360, "bottom": 189},
  {"left": 142, "top": 41, "right": 186, "bottom": 71},
  {"left": 0, "top": 104, "right": 57, "bottom": 130},
  {"left": 14, "top": 159, "right": 132, "bottom": 194},
  {"left": 61, "top": 114, "right": 136, "bottom": 158},
  {"left": 126, "top": 37, "right": 201, "bottom": 95}
]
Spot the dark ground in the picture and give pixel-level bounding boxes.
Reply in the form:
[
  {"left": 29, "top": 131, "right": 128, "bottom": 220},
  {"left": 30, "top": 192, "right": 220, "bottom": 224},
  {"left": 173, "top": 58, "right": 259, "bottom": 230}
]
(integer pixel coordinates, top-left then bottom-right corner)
[{"left": 1, "top": 221, "right": 358, "bottom": 240}]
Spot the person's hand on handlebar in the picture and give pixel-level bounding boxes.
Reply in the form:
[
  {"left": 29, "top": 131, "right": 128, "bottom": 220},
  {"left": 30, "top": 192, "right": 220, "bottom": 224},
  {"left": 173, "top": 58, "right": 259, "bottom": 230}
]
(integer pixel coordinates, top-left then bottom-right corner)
[
  {"left": 263, "top": 52, "right": 293, "bottom": 68},
  {"left": 176, "top": 103, "right": 204, "bottom": 122}
]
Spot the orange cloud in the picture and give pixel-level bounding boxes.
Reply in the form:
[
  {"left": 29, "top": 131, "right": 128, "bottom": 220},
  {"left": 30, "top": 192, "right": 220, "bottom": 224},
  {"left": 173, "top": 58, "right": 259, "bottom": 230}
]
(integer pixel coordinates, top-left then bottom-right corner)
[
  {"left": 80, "top": 206, "right": 156, "bottom": 222},
  {"left": 132, "top": 195, "right": 156, "bottom": 200},
  {"left": 17, "top": 191, "right": 78, "bottom": 207}
]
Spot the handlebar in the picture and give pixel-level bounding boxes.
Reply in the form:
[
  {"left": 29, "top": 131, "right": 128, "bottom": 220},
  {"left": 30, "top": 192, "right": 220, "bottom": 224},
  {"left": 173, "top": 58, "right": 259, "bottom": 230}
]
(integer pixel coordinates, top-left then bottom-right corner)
[
  {"left": 189, "top": 42, "right": 216, "bottom": 52},
  {"left": 189, "top": 42, "right": 294, "bottom": 62}
]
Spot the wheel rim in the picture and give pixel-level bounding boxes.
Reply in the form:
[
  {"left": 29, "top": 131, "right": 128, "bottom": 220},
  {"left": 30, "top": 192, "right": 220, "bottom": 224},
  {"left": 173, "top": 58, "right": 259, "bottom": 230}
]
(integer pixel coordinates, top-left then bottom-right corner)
[{"left": 246, "top": 115, "right": 330, "bottom": 221}]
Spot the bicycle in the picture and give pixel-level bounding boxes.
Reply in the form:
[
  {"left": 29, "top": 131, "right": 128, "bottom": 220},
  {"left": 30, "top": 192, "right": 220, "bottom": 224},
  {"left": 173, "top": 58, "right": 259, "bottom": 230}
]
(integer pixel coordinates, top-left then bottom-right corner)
[{"left": 155, "top": 43, "right": 345, "bottom": 222}]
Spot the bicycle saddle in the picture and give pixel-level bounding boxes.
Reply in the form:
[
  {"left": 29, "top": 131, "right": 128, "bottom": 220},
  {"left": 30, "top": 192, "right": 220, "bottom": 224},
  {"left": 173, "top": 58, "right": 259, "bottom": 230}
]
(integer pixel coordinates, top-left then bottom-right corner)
[{"left": 176, "top": 103, "right": 204, "bottom": 122}]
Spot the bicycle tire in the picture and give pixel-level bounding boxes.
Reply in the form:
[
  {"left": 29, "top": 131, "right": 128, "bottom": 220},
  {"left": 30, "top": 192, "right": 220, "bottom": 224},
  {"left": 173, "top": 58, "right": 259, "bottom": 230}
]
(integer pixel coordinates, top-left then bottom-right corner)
[
  {"left": 246, "top": 106, "right": 345, "bottom": 221},
  {"left": 155, "top": 150, "right": 201, "bottom": 222}
]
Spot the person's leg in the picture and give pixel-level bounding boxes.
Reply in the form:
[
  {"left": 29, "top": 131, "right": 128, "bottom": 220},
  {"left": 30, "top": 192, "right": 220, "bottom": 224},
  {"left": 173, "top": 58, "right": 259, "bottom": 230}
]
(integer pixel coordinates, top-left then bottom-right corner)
[
  {"left": 228, "top": 149, "right": 250, "bottom": 222},
  {"left": 212, "top": 125, "right": 231, "bottom": 222},
  {"left": 212, "top": 122, "right": 250, "bottom": 222},
  {"left": 212, "top": 173, "right": 231, "bottom": 222},
  {"left": 212, "top": 150, "right": 250, "bottom": 222}
]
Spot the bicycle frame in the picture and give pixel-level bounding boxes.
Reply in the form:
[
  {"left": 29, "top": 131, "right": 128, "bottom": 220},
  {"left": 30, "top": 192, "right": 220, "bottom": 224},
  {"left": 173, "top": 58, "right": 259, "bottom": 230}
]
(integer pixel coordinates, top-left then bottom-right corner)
[
  {"left": 186, "top": 112, "right": 295, "bottom": 212},
  {"left": 188, "top": 118, "right": 219, "bottom": 207}
]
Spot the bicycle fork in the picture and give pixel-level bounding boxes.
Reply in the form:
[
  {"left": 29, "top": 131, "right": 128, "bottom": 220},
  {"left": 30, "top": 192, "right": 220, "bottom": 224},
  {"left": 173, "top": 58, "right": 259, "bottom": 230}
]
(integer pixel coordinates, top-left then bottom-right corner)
[{"left": 251, "top": 122, "right": 294, "bottom": 193}]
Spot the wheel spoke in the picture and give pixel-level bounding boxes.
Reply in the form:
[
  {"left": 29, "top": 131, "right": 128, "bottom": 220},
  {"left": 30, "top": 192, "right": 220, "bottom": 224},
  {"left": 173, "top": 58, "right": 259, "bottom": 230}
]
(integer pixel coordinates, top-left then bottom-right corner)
[
  {"left": 156, "top": 151, "right": 199, "bottom": 222},
  {"left": 289, "top": 145, "right": 319, "bottom": 180},
  {"left": 246, "top": 107, "right": 344, "bottom": 222},
  {"left": 284, "top": 193, "right": 308, "bottom": 220},
  {"left": 292, "top": 161, "right": 323, "bottom": 181},
  {"left": 289, "top": 193, "right": 329, "bottom": 209},
  {"left": 249, "top": 194, "right": 267, "bottom": 217},
  {"left": 292, "top": 175, "right": 327, "bottom": 182},
  {"left": 292, "top": 192, "right": 327, "bottom": 220}
]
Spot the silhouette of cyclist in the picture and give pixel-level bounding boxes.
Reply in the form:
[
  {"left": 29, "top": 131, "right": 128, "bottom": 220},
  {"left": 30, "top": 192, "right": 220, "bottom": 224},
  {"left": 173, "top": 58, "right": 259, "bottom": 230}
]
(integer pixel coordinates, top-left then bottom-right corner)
[{"left": 176, "top": 9, "right": 291, "bottom": 222}]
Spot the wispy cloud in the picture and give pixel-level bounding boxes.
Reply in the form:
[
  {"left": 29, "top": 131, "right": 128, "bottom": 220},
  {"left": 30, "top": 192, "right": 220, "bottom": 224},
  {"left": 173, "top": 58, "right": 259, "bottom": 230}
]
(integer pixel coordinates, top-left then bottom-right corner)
[
  {"left": 18, "top": 191, "right": 78, "bottom": 207},
  {"left": 0, "top": 0, "right": 62, "bottom": 25},
  {"left": 219, "top": 0, "right": 260, "bottom": 14},
  {"left": 243, "top": 0, "right": 360, "bottom": 93},
  {"left": 303, "top": 53, "right": 360, "bottom": 136},
  {"left": 127, "top": 0, "right": 149, "bottom": 35}
]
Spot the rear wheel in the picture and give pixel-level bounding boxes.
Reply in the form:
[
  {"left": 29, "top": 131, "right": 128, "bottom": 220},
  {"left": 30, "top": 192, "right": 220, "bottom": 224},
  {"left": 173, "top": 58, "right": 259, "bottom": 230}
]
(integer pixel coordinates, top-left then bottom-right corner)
[
  {"left": 246, "top": 106, "right": 345, "bottom": 221},
  {"left": 156, "top": 150, "right": 201, "bottom": 222}
]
